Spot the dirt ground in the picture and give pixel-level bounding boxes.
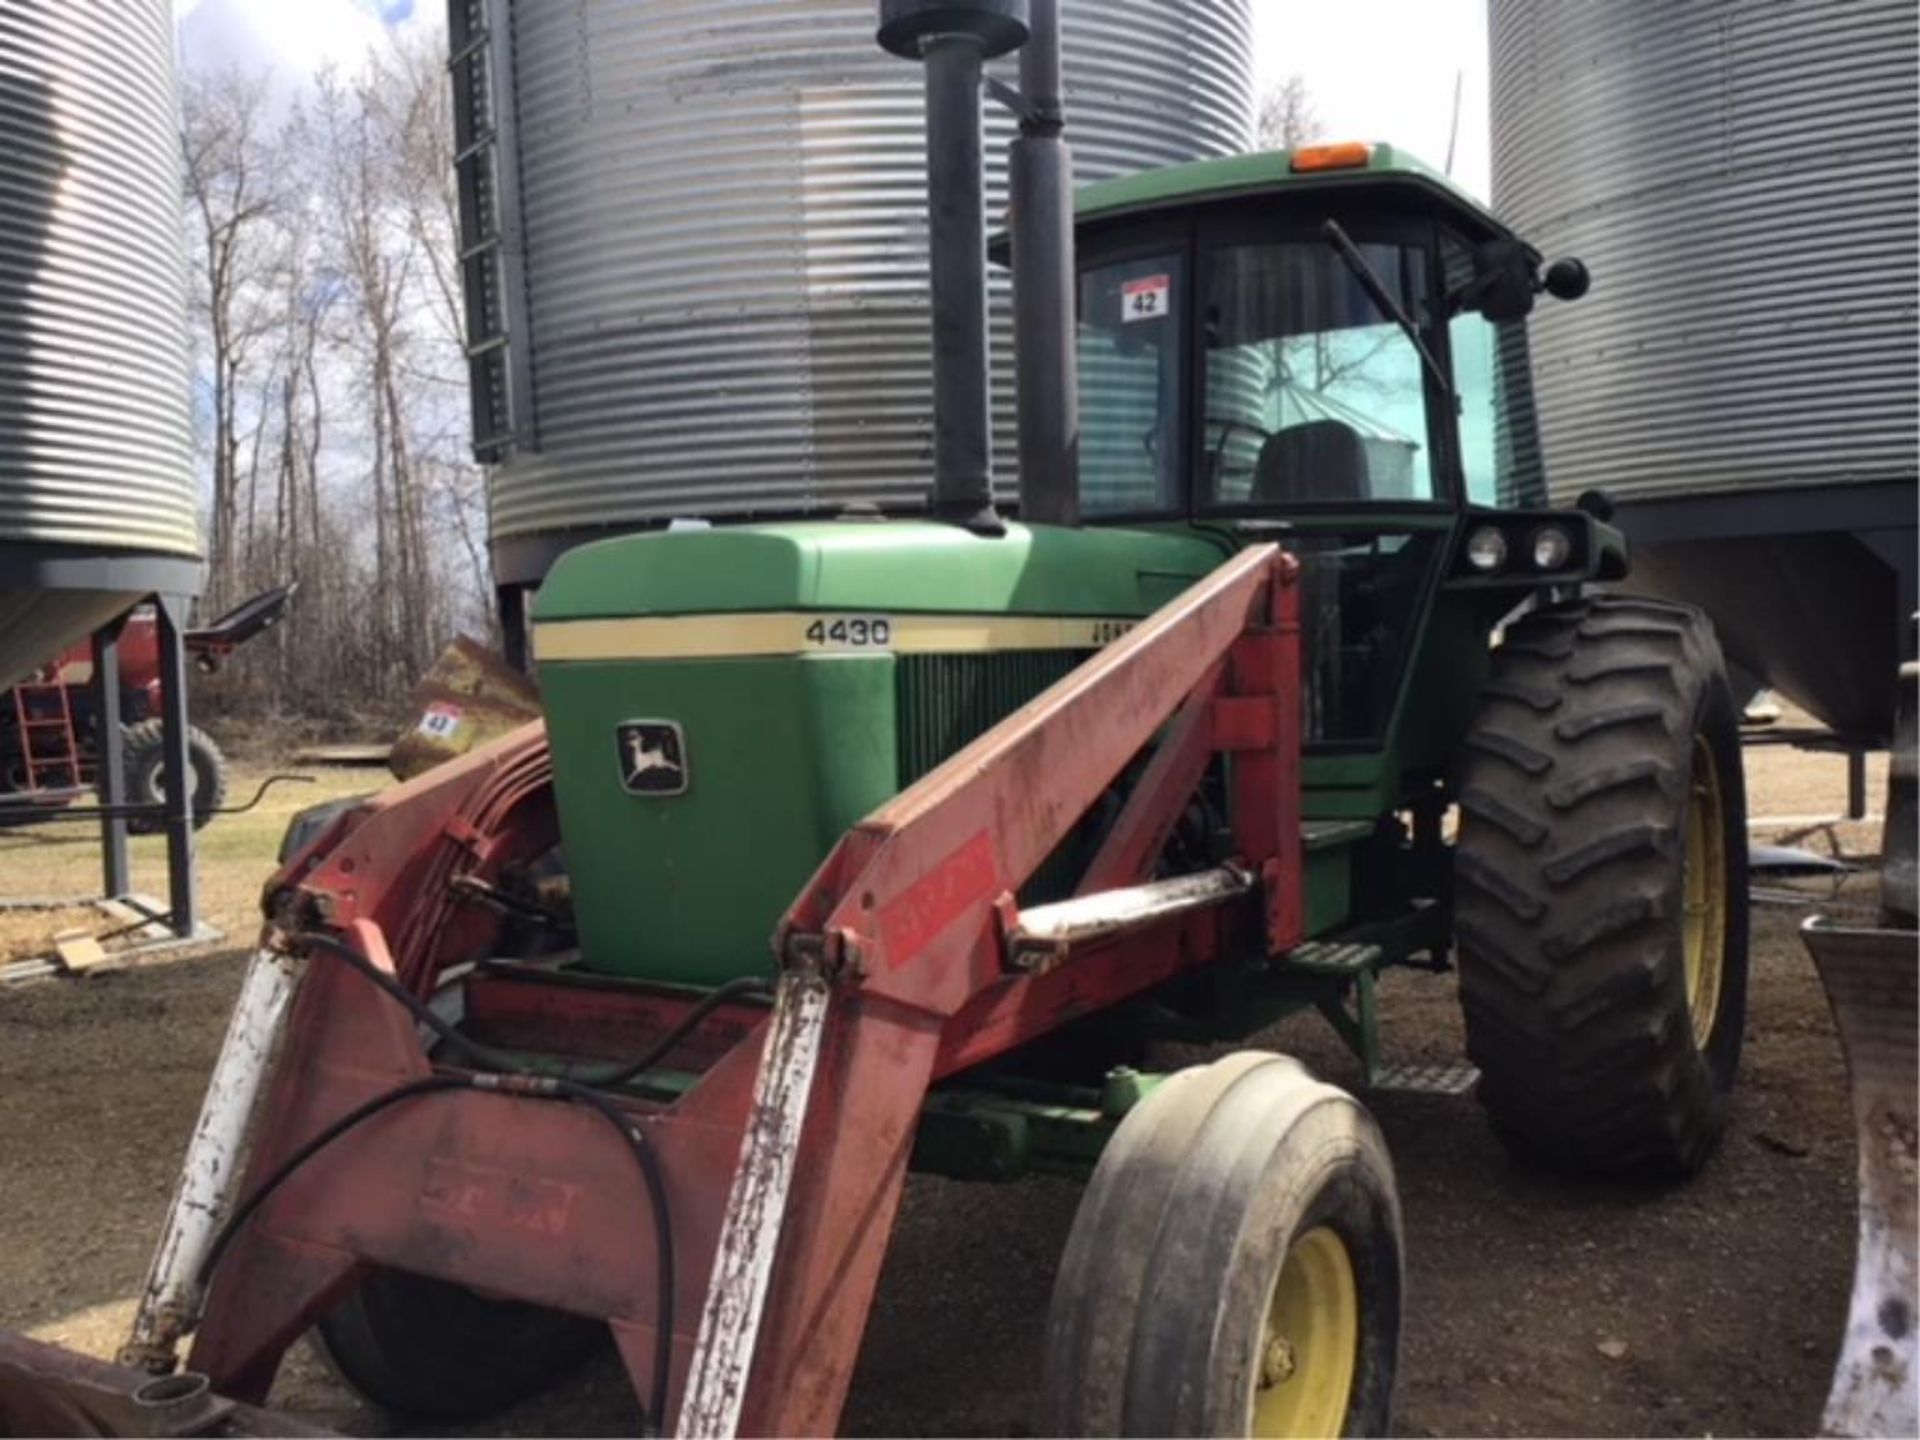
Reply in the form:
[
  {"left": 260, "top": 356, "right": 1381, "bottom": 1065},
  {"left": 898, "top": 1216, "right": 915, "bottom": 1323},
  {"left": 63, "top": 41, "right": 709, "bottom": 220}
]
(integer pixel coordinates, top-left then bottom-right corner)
[{"left": 0, "top": 736, "right": 1894, "bottom": 1437}]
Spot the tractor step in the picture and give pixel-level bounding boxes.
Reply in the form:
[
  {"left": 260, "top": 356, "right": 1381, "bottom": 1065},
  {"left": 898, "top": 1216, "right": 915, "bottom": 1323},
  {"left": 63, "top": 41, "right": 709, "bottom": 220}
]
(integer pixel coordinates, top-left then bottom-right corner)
[
  {"left": 1278, "top": 939, "right": 1383, "bottom": 976},
  {"left": 1370, "top": 1062, "right": 1480, "bottom": 1095}
]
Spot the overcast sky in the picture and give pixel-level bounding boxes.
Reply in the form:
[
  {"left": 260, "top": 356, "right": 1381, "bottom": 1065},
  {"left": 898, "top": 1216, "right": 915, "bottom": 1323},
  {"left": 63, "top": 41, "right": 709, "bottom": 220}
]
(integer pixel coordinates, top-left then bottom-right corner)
[
  {"left": 173, "top": 0, "right": 1493, "bottom": 199},
  {"left": 1252, "top": 1, "right": 1490, "bottom": 199}
]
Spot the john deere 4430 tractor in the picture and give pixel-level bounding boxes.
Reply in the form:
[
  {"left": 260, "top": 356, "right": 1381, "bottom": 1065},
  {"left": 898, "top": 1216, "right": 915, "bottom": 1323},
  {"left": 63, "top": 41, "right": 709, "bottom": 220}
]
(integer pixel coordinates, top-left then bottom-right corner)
[{"left": 7, "top": 3, "right": 1751, "bottom": 1437}]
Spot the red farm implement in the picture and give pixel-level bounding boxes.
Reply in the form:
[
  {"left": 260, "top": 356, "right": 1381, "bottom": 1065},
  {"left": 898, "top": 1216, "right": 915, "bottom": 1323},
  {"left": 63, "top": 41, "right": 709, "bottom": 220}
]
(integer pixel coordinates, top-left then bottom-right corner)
[{"left": 0, "top": 584, "right": 294, "bottom": 827}]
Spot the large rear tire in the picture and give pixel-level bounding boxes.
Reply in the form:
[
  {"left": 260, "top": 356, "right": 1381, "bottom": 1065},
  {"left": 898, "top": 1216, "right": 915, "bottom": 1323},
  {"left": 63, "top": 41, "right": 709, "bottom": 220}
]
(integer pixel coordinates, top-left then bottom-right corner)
[
  {"left": 1042, "top": 1053, "right": 1402, "bottom": 1437},
  {"left": 313, "top": 1268, "right": 606, "bottom": 1421},
  {"left": 1454, "top": 594, "right": 1749, "bottom": 1177}
]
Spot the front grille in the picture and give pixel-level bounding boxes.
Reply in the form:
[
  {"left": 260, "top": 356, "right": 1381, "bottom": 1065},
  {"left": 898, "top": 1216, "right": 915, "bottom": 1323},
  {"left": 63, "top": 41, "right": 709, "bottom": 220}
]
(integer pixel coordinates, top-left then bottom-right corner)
[
  {"left": 895, "top": 650, "right": 1090, "bottom": 783},
  {"left": 896, "top": 649, "right": 1097, "bottom": 902}
]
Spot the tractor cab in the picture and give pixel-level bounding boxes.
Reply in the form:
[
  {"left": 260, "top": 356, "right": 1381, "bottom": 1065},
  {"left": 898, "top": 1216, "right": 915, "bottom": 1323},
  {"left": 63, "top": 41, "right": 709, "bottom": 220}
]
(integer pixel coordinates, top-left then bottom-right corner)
[
  {"left": 1060, "top": 143, "right": 1618, "bottom": 803},
  {"left": 1067, "top": 140, "right": 1584, "bottom": 524}
]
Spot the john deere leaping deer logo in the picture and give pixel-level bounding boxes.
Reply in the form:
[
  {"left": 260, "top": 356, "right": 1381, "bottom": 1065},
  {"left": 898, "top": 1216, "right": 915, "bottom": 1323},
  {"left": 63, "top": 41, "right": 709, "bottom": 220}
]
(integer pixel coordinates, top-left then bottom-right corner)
[{"left": 615, "top": 720, "right": 688, "bottom": 796}]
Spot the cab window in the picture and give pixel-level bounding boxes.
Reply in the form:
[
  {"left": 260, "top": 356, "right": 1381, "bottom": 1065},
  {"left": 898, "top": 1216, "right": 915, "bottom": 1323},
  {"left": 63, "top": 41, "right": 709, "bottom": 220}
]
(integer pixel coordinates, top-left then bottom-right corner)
[
  {"left": 1201, "top": 236, "right": 1439, "bottom": 509},
  {"left": 1076, "top": 252, "right": 1186, "bottom": 517}
]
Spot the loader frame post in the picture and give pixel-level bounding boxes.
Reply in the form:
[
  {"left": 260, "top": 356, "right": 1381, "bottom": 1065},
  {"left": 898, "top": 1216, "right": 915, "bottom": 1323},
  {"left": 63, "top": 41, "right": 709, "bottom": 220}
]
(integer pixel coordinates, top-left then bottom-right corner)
[
  {"left": 89, "top": 614, "right": 131, "bottom": 898},
  {"left": 154, "top": 592, "right": 196, "bottom": 937}
]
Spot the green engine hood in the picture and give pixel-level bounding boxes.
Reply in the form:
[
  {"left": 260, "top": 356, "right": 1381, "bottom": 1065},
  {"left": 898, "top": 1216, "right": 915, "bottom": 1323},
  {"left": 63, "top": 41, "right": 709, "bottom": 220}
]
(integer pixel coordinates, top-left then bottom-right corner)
[{"left": 532, "top": 520, "right": 1225, "bottom": 984}]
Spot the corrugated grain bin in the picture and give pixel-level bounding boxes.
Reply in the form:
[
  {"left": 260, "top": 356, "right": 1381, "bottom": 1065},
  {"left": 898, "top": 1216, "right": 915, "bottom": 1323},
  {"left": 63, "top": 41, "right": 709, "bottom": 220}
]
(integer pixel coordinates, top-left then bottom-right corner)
[
  {"left": 1491, "top": 0, "right": 1917, "bottom": 504},
  {"left": 1491, "top": 0, "right": 1918, "bottom": 737},
  {"left": 0, "top": 0, "right": 201, "bottom": 686},
  {"left": 452, "top": 0, "right": 1255, "bottom": 585}
]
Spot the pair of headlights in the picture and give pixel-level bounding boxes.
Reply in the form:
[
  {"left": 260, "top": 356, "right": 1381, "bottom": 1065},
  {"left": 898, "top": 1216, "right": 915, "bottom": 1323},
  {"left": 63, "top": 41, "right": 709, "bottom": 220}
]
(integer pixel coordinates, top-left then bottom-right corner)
[{"left": 1465, "top": 523, "right": 1573, "bottom": 574}]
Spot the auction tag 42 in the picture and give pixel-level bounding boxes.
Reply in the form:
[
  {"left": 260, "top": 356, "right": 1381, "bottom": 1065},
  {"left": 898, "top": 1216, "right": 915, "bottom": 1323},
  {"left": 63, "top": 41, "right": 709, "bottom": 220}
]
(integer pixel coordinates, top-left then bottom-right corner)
[{"left": 1122, "top": 273, "right": 1170, "bottom": 322}]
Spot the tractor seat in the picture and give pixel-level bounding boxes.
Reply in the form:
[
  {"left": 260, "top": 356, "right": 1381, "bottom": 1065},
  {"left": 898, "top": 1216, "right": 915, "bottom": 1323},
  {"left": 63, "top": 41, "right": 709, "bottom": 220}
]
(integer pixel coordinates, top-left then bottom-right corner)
[{"left": 1251, "top": 419, "right": 1370, "bottom": 505}]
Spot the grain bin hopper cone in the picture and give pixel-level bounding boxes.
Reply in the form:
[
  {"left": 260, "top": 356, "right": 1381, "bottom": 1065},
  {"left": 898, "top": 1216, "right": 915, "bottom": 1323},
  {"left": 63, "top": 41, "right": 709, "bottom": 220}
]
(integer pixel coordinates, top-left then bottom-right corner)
[{"left": 1800, "top": 659, "right": 1919, "bottom": 1439}]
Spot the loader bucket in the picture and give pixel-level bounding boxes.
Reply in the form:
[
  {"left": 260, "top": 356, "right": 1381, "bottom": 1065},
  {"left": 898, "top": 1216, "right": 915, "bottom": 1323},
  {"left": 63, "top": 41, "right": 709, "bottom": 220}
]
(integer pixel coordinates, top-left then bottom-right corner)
[{"left": 1800, "top": 917, "right": 1919, "bottom": 1439}]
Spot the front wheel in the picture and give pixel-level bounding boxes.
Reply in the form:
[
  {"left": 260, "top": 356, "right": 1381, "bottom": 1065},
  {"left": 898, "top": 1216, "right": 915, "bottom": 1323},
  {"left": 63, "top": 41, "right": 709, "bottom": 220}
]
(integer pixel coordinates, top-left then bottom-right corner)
[
  {"left": 1042, "top": 1053, "right": 1402, "bottom": 1437},
  {"left": 1453, "top": 594, "right": 1750, "bottom": 1176},
  {"left": 313, "top": 1267, "right": 606, "bottom": 1421}
]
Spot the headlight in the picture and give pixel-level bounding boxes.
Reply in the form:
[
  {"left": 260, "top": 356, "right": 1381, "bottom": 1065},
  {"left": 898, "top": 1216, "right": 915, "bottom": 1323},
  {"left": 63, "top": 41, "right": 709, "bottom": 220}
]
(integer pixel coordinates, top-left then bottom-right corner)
[
  {"left": 1465, "top": 525, "right": 1508, "bottom": 572},
  {"left": 1531, "top": 525, "right": 1572, "bottom": 570}
]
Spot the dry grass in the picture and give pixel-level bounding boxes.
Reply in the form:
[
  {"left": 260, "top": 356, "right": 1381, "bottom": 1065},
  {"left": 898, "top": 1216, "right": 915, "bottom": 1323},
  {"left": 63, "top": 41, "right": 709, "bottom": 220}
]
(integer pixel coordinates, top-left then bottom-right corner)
[{"left": 0, "top": 761, "right": 389, "bottom": 965}]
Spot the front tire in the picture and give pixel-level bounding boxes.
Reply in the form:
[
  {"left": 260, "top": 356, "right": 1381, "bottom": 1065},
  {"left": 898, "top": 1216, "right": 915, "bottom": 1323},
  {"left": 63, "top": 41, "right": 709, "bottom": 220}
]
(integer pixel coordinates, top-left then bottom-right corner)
[
  {"left": 1043, "top": 1053, "right": 1402, "bottom": 1437},
  {"left": 313, "top": 1268, "right": 606, "bottom": 1421},
  {"left": 1454, "top": 594, "right": 1749, "bottom": 1177}
]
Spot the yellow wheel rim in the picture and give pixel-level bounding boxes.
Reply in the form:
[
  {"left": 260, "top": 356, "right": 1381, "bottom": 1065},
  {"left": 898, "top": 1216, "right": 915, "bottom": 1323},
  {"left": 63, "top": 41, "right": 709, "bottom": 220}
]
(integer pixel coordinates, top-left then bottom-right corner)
[
  {"left": 1251, "top": 1226, "right": 1358, "bottom": 1438},
  {"left": 1681, "top": 735, "right": 1728, "bottom": 1050}
]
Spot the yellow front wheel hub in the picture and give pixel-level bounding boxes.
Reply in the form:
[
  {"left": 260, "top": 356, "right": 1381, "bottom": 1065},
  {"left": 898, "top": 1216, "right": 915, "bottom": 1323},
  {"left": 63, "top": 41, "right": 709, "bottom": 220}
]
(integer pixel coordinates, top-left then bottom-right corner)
[
  {"left": 1681, "top": 735, "right": 1728, "bottom": 1050},
  {"left": 1252, "top": 1225, "right": 1358, "bottom": 1438}
]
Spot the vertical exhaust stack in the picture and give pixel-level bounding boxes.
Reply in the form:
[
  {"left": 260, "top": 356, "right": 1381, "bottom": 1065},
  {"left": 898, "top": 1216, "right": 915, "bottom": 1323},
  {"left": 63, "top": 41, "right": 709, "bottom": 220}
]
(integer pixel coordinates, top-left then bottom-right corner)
[
  {"left": 1009, "top": 0, "right": 1080, "bottom": 527},
  {"left": 878, "top": 0, "right": 1031, "bottom": 535}
]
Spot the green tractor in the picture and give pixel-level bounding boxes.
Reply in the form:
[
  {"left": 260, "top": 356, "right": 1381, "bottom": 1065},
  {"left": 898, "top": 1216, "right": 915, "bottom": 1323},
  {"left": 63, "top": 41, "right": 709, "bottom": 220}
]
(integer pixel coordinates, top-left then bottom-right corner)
[
  {"left": 508, "top": 99, "right": 1749, "bottom": 1440},
  {"left": 537, "top": 132, "right": 1749, "bottom": 1174},
  {"left": 526, "top": 62, "right": 1746, "bottom": 1440},
  {"left": 58, "top": 4, "right": 1748, "bottom": 1437}
]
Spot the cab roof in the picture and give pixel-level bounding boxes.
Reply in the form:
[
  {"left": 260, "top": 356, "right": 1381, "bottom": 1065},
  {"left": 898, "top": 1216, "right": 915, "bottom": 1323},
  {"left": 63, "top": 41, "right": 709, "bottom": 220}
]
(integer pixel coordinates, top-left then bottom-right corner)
[{"left": 1072, "top": 143, "right": 1512, "bottom": 242}]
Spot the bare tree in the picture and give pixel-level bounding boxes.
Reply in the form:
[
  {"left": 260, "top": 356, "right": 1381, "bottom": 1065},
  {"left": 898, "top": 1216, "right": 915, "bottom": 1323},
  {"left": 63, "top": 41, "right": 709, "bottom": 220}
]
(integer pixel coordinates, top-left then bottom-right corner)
[
  {"left": 1257, "top": 73, "right": 1322, "bottom": 152},
  {"left": 183, "top": 43, "right": 492, "bottom": 724},
  {"left": 179, "top": 68, "right": 288, "bottom": 611},
  {"left": 370, "top": 34, "right": 492, "bottom": 635}
]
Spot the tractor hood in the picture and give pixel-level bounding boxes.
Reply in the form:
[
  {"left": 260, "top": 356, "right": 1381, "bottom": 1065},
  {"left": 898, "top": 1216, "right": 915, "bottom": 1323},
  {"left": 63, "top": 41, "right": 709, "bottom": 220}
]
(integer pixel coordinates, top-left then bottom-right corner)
[
  {"left": 533, "top": 520, "right": 1223, "bottom": 630},
  {"left": 531, "top": 520, "right": 1225, "bottom": 983}
]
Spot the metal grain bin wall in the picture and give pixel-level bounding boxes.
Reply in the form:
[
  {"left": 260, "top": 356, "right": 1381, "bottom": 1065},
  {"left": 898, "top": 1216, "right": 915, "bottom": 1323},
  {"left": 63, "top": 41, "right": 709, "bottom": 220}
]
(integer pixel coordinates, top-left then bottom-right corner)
[
  {"left": 0, "top": 0, "right": 201, "bottom": 685},
  {"left": 457, "top": 0, "right": 1254, "bottom": 584},
  {"left": 1489, "top": 0, "right": 1919, "bottom": 741},
  {"left": 1490, "top": 0, "right": 1918, "bottom": 506}
]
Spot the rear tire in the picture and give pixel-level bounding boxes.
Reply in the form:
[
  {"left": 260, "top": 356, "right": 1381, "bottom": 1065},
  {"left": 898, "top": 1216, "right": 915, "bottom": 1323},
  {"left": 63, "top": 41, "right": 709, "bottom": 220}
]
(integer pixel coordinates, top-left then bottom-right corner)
[
  {"left": 1043, "top": 1053, "right": 1402, "bottom": 1437},
  {"left": 1454, "top": 594, "right": 1749, "bottom": 1177},
  {"left": 313, "top": 1268, "right": 606, "bottom": 1421},
  {"left": 121, "top": 719, "right": 227, "bottom": 834}
]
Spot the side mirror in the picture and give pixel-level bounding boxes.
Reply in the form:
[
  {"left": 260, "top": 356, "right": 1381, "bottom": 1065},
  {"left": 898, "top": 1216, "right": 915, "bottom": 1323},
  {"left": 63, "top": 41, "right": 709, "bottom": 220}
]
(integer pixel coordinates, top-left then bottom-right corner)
[
  {"left": 1575, "top": 487, "right": 1616, "bottom": 522},
  {"left": 1453, "top": 240, "right": 1537, "bottom": 322},
  {"left": 1544, "top": 257, "right": 1591, "bottom": 301}
]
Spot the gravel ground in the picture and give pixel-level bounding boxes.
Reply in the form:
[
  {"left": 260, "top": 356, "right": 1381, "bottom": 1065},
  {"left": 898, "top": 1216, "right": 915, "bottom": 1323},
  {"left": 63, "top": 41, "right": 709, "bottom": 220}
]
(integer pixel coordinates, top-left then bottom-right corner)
[{"left": 0, "top": 737, "right": 1889, "bottom": 1436}]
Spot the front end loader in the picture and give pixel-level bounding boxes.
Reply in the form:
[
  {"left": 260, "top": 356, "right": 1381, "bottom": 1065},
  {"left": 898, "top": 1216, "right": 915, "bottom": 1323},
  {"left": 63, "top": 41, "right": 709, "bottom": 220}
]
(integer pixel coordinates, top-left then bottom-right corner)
[{"left": 10, "top": 0, "right": 1878, "bottom": 1435}]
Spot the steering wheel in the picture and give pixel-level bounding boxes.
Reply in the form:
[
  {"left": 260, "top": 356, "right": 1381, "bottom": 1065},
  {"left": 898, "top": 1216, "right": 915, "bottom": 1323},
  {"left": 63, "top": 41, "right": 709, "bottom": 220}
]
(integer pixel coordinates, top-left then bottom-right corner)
[{"left": 1205, "top": 416, "right": 1270, "bottom": 494}]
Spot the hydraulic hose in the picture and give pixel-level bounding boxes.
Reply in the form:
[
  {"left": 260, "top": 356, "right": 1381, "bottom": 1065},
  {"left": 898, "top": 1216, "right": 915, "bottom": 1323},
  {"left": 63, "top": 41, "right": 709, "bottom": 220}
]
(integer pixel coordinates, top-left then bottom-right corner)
[
  {"left": 549, "top": 1076, "right": 676, "bottom": 1435},
  {"left": 193, "top": 932, "right": 763, "bottom": 1434},
  {"left": 190, "top": 1069, "right": 676, "bottom": 1434},
  {"left": 191, "top": 1074, "right": 467, "bottom": 1297},
  {"left": 289, "top": 930, "right": 771, "bottom": 1088}
]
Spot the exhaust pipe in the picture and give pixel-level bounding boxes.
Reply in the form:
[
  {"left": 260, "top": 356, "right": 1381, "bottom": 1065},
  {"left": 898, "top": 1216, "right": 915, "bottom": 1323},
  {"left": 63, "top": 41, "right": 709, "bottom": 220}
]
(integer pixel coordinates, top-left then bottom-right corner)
[
  {"left": 1009, "top": 0, "right": 1080, "bottom": 527},
  {"left": 878, "top": 0, "right": 1031, "bottom": 535}
]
